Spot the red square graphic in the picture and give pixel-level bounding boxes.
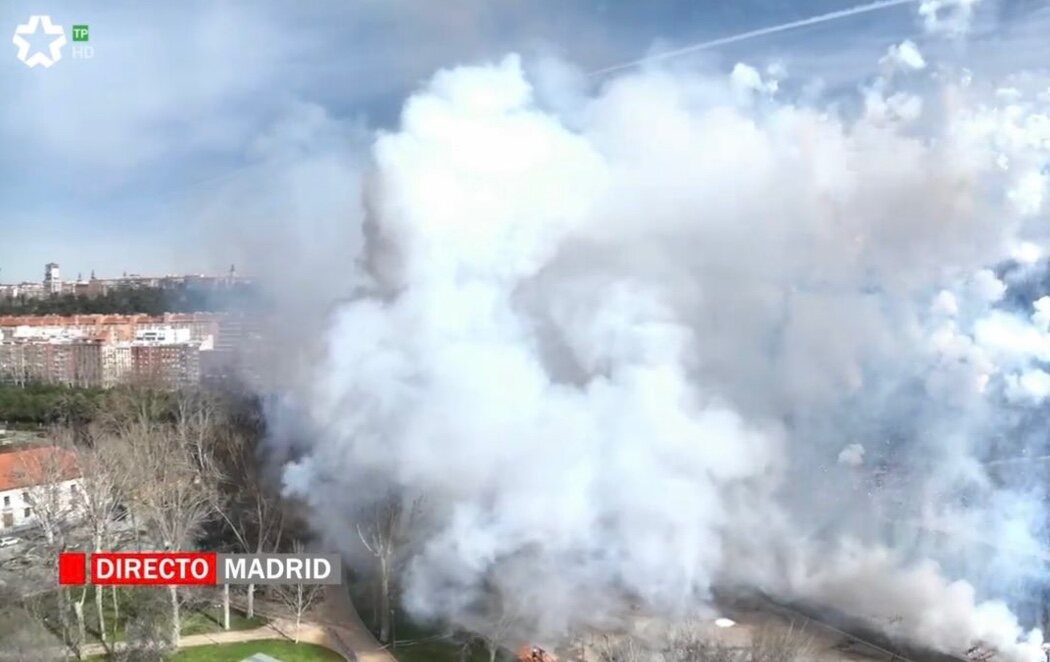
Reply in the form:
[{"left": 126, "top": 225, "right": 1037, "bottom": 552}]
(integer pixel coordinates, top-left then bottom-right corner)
[{"left": 58, "top": 552, "right": 87, "bottom": 585}]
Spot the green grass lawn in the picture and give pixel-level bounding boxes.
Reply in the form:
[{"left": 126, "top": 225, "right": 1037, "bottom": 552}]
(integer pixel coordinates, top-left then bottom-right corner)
[
  {"left": 29, "top": 587, "right": 266, "bottom": 643},
  {"left": 168, "top": 640, "right": 345, "bottom": 662},
  {"left": 179, "top": 606, "right": 267, "bottom": 636}
]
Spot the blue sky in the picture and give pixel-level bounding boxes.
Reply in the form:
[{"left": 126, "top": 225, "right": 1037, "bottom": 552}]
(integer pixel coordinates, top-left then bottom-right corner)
[{"left": 0, "top": 0, "right": 1042, "bottom": 282}]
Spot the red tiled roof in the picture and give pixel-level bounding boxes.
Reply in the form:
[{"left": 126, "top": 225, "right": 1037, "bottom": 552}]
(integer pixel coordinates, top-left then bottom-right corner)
[{"left": 0, "top": 446, "right": 80, "bottom": 491}]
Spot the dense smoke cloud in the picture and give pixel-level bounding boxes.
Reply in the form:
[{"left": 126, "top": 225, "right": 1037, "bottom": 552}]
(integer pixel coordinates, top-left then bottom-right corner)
[
  {"left": 919, "top": 0, "right": 983, "bottom": 35},
  {"left": 272, "top": 25, "right": 1050, "bottom": 661}
]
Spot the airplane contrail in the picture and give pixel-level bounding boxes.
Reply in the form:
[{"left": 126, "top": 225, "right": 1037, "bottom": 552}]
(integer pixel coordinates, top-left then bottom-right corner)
[{"left": 589, "top": 0, "right": 919, "bottom": 77}]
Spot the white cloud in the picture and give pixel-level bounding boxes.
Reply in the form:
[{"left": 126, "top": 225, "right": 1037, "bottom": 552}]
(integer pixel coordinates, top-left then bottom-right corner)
[{"left": 880, "top": 40, "right": 927, "bottom": 72}]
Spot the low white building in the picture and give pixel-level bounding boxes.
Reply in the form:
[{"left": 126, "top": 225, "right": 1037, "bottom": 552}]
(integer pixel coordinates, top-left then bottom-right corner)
[{"left": 0, "top": 446, "right": 81, "bottom": 531}]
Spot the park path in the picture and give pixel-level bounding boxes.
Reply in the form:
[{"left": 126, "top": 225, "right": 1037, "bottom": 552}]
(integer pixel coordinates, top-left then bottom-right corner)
[
  {"left": 230, "top": 586, "right": 397, "bottom": 662},
  {"left": 318, "top": 585, "right": 398, "bottom": 662}
]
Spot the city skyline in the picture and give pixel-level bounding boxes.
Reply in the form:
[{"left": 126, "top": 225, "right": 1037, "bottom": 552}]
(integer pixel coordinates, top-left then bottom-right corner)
[{"left": 0, "top": 260, "right": 243, "bottom": 286}]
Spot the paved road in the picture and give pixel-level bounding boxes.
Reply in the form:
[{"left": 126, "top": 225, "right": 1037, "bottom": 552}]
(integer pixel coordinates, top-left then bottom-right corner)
[{"left": 230, "top": 587, "right": 397, "bottom": 662}]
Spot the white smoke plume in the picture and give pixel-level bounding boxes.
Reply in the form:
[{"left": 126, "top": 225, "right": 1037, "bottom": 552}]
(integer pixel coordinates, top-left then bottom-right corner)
[
  {"left": 880, "top": 40, "right": 927, "bottom": 73},
  {"left": 272, "top": 31, "right": 1050, "bottom": 662},
  {"left": 838, "top": 443, "right": 866, "bottom": 467},
  {"left": 919, "top": 0, "right": 983, "bottom": 35}
]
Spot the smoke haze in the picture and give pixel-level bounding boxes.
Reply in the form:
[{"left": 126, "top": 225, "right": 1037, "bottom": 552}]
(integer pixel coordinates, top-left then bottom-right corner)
[{"left": 266, "top": 8, "right": 1050, "bottom": 661}]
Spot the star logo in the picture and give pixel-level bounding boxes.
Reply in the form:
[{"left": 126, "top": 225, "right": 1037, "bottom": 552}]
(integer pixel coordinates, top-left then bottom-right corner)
[{"left": 12, "top": 16, "right": 67, "bottom": 68}]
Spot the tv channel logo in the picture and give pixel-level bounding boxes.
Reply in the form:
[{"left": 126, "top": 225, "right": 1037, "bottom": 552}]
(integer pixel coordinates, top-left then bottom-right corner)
[{"left": 12, "top": 16, "right": 92, "bottom": 68}]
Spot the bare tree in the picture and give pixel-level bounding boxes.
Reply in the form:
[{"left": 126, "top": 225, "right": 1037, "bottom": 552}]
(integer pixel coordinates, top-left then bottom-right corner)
[
  {"left": 68, "top": 429, "right": 130, "bottom": 653},
  {"left": 176, "top": 390, "right": 234, "bottom": 632},
  {"left": 480, "top": 612, "right": 518, "bottom": 662},
  {"left": 583, "top": 619, "right": 817, "bottom": 662},
  {"left": 590, "top": 633, "right": 654, "bottom": 662},
  {"left": 464, "top": 592, "right": 524, "bottom": 662},
  {"left": 177, "top": 388, "right": 285, "bottom": 628},
  {"left": 663, "top": 622, "right": 734, "bottom": 662},
  {"left": 273, "top": 541, "right": 323, "bottom": 643},
  {"left": 114, "top": 420, "right": 218, "bottom": 648},
  {"left": 17, "top": 439, "right": 81, "bottom": 658},
  {"left": 455, "top": 633, "right": 481, "bottom": 662},
  {"left": 661, "top": 620, "right": 814, "bottom": 662},
  {"left": 212, "top": 429, "right": 285, "bottom": 622},
  {"left": 173, "top": 389, "right": 219, "bottom": 475},
  {"left": 356, "top": 493, "right": 422, "bottom": 645}
]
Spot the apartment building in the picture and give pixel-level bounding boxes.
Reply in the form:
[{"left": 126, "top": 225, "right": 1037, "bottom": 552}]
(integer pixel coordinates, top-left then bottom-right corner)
[
  {"left": 131, "top": 343, "right": 201, "bottom": 388},
  {"left": 0, "top": 313, "right": 255, "bottom": 389},
  {"left": 0, "top": 341, "right": 102, "bottom": 387},
  {"left": 0, "top": 338, "right": 203, "bottom": 390},
  {"left": 101, "top": 343, "right": 132, "bottom": 388}
]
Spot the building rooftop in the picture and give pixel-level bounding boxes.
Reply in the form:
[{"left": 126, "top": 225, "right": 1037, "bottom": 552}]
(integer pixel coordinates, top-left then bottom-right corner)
[{"left": 0, "top": 446, "right": 79, "bottom": 492}]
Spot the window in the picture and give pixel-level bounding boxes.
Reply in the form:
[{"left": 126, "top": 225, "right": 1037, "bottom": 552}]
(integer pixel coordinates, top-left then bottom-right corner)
[
  {"left": 70, "top": 484, "right": 78, "bottom": 496},
  {"left": 23, "top": 508, "right": 30, "bottom": 518},
  {"left": 21, "top": 491, "right": 27, "bottom": 502},
  {"left": 2, "top": 496, "right": 8, "bottom": 507}
]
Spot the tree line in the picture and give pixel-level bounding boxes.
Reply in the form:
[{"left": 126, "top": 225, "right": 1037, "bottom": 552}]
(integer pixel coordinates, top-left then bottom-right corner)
[
  {"left": 0, "top": 384, "right": 108, "bottom": 428},
  {"left": 0, "top": 284, "right": 261, "bottom": 316}
]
